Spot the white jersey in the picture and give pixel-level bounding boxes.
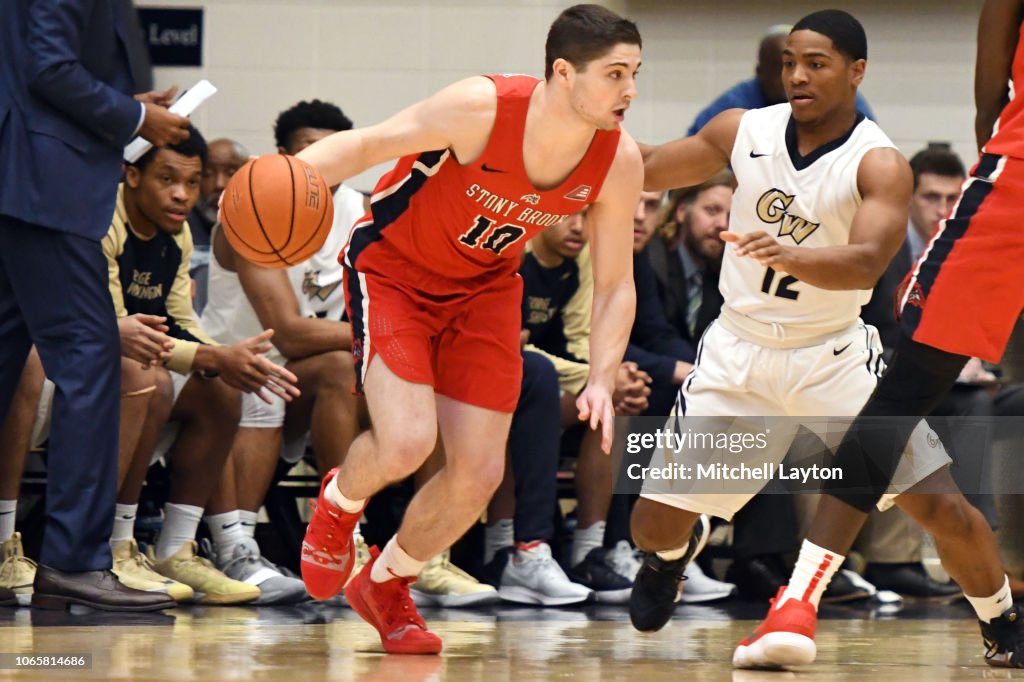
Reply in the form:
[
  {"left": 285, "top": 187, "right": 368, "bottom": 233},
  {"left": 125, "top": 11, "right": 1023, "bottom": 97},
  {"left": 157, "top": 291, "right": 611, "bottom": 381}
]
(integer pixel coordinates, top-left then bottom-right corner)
[
  {"left": 721, "top": 103, "right": 896, "bottom": 345},
  {"left": 202, "top": 184, "right": 365, "bottom": 362}
]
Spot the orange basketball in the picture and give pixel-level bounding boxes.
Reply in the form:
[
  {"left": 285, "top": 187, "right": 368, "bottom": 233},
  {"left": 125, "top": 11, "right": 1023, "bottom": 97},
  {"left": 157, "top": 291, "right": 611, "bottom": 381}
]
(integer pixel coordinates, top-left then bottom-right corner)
[{"left": 220, "top": 155, "right": 334, "bottom": 269}]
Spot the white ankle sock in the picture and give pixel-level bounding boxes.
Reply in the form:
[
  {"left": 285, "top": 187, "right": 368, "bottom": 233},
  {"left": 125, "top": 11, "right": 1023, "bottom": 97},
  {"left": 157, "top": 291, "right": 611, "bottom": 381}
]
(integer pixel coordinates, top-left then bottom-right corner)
[
  {"left": 325, "top": 476, "right": 364, "bottom": 513},
  {"left": 967, "top": 575, "right": 1013, "bottom": 623},
  {"left": 0, "top": 499, "right": 16, "bottom": 542},
  {"left": 110, "top": 503, "right": 138, "bottom": 544},
  {"left": 155, "top": 502, "right": 204, "bottom": 560},
  {"left": 780, "top": 539, "right": 842, "bottom": 609},
  {"left": 484, "top": 519, "right": 514, "bottom": 564},
  {"left": 205, "top": 510, "right": 247, "bottom": 560},
  {"left": 572, "top": 521, "right": 605, "bottom": 567},
  {"left": 371, "top": 536, "right": 425, "bottom": 583},
  {"left": 238, "top": 510, "right": 259, "bottom": 539}
]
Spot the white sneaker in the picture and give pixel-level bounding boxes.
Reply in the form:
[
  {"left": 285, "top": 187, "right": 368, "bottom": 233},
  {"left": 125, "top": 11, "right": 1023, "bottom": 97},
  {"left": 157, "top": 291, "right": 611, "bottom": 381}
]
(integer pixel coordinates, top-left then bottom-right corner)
[
  {"left": 681, "top": 562, "right": 736, "bottom": 603},
  {"left": 606, "top": 540, "right": 642, "bottom": 582},
  {"left": 206, "top": 538, "right": 308, "bottom": 606},
  {"left": 497, "top": 542, "right": 591, "bottom": 606}
]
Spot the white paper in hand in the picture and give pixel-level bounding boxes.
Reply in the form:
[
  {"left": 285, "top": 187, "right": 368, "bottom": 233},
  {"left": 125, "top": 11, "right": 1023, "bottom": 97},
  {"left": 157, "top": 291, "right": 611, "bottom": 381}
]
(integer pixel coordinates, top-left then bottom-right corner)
[{"left": 123, "top": 80, "right": 217, "bottom": 163}]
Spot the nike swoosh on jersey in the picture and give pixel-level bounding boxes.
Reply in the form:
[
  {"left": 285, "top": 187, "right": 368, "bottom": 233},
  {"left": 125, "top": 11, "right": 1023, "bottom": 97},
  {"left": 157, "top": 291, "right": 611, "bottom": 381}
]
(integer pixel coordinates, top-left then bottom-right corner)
[
  {"left": 833, "top": 343, "right": 852, "bottom": 355},
  {"left": 481, "top": 163, "right": 506, "bottom": 173},
  {"left": 749, "top": 150, "right": 769, "bottom": 158}
]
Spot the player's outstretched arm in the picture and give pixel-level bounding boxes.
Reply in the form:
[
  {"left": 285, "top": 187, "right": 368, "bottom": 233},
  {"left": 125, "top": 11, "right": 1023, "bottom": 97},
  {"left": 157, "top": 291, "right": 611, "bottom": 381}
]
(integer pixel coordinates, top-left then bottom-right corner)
[
  {"left": 577, "top": 133, "right": 643, "bottom": 453},
  {"left": 233, "top": 246, "right": 352, "bottom": 359},
  {"left": 195, "top": 330, "right": 301, "bottom": 404},
  {"left": 640, "top": 109, "right": 742, "bottom": 192},
  {"left": 296, "top": 77, "right": 498, "bottom": 188},
  {"left": 723, "top": 147, "right": 911, "bottom": 291},
  {"left": 975, "top": 0, "right": 1023, "bottom": 150}
]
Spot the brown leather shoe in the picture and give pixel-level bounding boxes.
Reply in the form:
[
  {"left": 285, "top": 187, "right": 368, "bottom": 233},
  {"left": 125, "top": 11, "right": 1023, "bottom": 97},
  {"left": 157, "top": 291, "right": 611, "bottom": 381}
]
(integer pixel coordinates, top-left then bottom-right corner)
[
  {"left": 31, "top": 565, "right": 175, "bottom": 612},
  {"left": 0, "top": 585, "right": 15, "bottom": 606}
]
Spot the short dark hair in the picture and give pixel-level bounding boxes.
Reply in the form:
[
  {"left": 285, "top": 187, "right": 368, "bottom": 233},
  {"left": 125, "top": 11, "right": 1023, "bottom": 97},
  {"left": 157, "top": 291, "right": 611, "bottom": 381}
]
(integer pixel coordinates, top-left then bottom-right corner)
[
  {"left": 274, "top": 99, "right": 353, "bottom": 150},
  {"left": 908, "top": 147, "right": 966, "bottom": 190},
  {"left": 132, "top": 124, "right": 207, "bottom": 171},
  {"left": 544, "top": 4, "right": 641, "bottom": 80},
  {"left": 792, "top": 9, "right": 867, "bottom": 62}
]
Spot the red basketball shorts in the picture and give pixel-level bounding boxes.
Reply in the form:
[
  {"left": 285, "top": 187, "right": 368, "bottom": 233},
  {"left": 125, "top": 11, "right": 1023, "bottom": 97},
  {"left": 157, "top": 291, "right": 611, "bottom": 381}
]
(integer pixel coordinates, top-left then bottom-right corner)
[
  {"left": 899, "top": 153, "right": 1024, "bottom": 362},
  {"left": 343, "top": 266, "right": 524, "bottom": 413}
]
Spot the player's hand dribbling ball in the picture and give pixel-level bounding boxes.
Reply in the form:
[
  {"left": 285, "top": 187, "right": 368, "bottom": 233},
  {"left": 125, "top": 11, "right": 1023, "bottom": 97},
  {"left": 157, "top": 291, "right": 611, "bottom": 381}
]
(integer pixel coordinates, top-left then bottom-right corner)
[{"left": 220, "top": 155, "right": 334, "bottom": 269}]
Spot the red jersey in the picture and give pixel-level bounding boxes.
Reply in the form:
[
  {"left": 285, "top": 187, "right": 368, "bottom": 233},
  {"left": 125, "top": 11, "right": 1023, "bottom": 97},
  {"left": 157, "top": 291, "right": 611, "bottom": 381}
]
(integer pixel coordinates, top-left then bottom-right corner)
[
  {"left": 984, "top": 20, "right": 1024, "bottom": 157},
  {"left": 342, "top": 74, "right": 620, "bottom": 294}
]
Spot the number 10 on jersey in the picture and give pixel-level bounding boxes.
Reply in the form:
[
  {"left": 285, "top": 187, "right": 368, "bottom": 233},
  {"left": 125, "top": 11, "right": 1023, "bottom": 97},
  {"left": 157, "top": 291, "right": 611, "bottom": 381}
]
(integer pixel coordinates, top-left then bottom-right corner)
[{"left": 459, "top": 215, "right": 527, "bottom": 255}]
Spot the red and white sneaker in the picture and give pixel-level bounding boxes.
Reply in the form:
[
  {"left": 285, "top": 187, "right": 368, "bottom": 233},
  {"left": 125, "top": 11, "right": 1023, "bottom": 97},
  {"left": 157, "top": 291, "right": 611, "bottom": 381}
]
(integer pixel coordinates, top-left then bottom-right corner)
[
  {"left": 345, "top": 546, "right": 443, "bottom": 655},
  {"left": 300, "top": 468, "right": 365, "bottom": 600},
  {"left": 733, "top": 587, "right": 817, "bottom": 669}
]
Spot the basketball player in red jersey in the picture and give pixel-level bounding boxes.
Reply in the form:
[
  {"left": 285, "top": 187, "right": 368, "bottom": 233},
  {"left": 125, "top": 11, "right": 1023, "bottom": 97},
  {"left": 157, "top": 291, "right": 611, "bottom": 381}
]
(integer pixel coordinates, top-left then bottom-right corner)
[
  {"left": 785, "top": 0, "right": 1024, "bottom": 668},
  {"left": 294, "top": 5, "right": 643, "bottom": 654}
]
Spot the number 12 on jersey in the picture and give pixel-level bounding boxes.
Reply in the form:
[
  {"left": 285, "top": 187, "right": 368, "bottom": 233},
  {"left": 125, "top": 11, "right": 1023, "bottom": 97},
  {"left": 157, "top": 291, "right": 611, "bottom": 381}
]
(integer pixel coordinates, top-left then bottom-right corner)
[
  {"left": 761, "top": 267, "right": 800, "bottom": 300},
  {"left": 459, "top": 215, "right": 527, "bottom": 255}
]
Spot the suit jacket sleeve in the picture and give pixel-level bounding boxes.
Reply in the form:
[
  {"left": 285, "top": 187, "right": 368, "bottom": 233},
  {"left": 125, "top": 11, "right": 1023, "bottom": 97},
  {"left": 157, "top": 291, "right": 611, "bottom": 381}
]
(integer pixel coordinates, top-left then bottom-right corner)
[
  {"left": 102, "top": 220, "right": 129, "bottom": 318},
  {"left": 624, "top": 342, "right": 677, "bottom": 388},
  {"left": 631, "top": 251, "right": 696, "bottom": 362},
  {"left": 27, "top": 0, "right": 141, "bottom": 147}
]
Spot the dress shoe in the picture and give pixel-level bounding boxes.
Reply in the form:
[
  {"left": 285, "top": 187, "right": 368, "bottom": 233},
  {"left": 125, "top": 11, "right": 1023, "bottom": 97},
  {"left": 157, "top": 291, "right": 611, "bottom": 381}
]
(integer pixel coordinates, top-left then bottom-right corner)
[
  {"left": 864, "top": 562, "right": 963, "bottom": 603},
  {"left": 30, "top": 607, "right": 175, "bottom": 627},
  {"left": 0, "top": 585, "right": 15, "bottom": 606},
  {"left": 31, "top": 565, "right": 176, "bottom": 612},
  {"left": 725, "top": 554, "right": 789, "bottom": 602}
]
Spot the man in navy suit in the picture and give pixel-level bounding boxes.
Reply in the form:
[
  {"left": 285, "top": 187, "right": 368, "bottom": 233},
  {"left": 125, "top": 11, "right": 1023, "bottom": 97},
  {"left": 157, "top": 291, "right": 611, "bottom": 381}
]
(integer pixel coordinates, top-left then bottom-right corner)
[{"left": 0, "top": 0, "right": 190, "bottom": 610}]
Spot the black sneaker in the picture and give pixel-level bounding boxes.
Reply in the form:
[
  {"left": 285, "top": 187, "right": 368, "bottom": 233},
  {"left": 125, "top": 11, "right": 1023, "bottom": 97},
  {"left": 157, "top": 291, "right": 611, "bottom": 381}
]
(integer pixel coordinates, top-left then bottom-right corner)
[
  {"left": 864, "top": 562, "right": 962, "bottom": 603},
  {"left": 724, "top": 553, "right": 789, "bottom": 603},
  {"left": 568, "top": 547, "right": 632, "bottom": 604},
  {"left": 629, "top": 514, "right": 710, "bottom": 632},
  {"left": 480, "top": 547, "right": 514, "bottom": 589},
  {"left": 820, "top": 568, "right": 875, "bottom": 604},
  {"left": 982, "top": 604, "right": 1024, "bottom": 668}
]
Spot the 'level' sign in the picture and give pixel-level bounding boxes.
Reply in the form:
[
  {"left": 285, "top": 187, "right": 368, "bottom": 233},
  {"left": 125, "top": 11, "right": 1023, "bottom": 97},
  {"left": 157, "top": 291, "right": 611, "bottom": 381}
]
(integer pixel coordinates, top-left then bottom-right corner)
[{"left": 137, "top": 8, "right": 204, "bottom": 67}]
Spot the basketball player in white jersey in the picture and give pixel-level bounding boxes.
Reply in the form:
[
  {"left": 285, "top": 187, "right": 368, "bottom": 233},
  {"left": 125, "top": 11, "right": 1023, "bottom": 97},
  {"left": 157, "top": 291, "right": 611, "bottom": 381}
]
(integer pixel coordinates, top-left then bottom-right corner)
[
  {"left": 200, "top": 100, "right": 368, "bottom": 604},
  {"left": 628, "top": 10, "right": 1014, "bottom": 670}
]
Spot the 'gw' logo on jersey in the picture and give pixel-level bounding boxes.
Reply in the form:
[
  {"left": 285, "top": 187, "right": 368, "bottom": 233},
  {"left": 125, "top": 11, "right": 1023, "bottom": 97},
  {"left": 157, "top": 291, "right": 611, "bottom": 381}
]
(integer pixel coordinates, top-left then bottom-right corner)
[
  {"left": 302, "top": 270, "right": 340, "bottom": 303},
  {"left": 755, "top": 189, "right": 820, "bottom": 244}
]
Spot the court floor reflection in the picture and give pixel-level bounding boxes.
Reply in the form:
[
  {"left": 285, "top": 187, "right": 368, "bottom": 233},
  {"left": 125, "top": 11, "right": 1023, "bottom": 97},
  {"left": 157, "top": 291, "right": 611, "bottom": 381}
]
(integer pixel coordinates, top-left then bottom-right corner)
[{"left": 0, "top": 602, "right": 1018, "bottom": 681}]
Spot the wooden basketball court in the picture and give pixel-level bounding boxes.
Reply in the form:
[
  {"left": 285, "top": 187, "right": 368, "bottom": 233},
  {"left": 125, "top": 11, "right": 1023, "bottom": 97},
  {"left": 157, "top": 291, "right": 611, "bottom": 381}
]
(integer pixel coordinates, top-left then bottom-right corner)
[{"left": 0, "top": 601, "right": 1019, "bottom": 681}]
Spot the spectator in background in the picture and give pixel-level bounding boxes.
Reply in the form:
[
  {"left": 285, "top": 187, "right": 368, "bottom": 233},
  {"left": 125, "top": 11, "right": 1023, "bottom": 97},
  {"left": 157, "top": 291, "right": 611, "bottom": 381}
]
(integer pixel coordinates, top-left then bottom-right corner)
[
  {"left": 624, "top": 189, "right": 737, "bottom": 603},
  {"left": 104, "top": 128, "right": 298, "bottom": 604},
  {"left": 0, "top": 0, "right": 189, "bottom": 611},
  {"left": 482, "top": 352, "right": 593, "bottom": 606},
  {"left": 687, "top": 24, "right": 874, "bottom": 136},
  {"left": 520, "top": 212, "right": 650, "bottom": 603},
  {"left": 200, "top": 101, "right": 366, "bottom": 605},
  {"left": 188, "top": 138, "right": 249, "bottom": 314},
  {"left": 189, "top": 138, "right": 249, "bottom": 247}
]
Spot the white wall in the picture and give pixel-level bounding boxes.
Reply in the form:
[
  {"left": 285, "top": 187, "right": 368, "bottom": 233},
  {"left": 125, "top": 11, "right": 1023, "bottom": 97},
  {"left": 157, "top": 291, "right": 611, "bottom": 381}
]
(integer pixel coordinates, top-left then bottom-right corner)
[{"left": 141, "top": 0, "right": 985, "bottom": 192}]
